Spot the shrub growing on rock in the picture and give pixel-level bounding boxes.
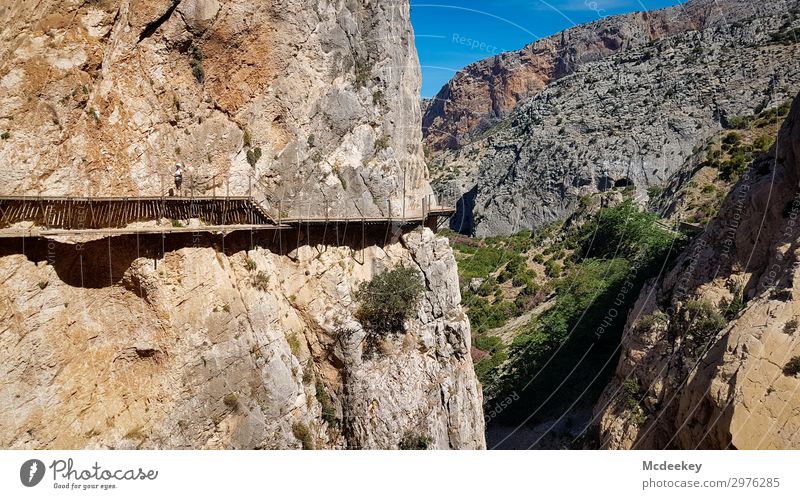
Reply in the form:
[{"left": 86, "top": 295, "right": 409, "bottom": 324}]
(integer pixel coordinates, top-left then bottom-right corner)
[
  {"left": 398, "top": 432, "right": 432, "bottom": 450},
  {"left": 783, "top": 356, "right": 800, "bottom": 377},
  {"left": 354, "top": 267, "right": 424, "bottom": 334}
]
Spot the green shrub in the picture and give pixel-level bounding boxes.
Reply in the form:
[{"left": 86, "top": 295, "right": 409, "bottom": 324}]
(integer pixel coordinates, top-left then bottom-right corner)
[
  {"left": 622, "top": 377, "right": 641, "bottom": 409},
  {"left": 251, "top": 271, "right": 270, "bottom": 291},
  {"left": 223, "top": 393, "right": 238, "bottom": 408},
  {"left": 473, "top": 335, "right": 508, "bottom": 381},
  {"left": 544, "top": 259, "right": 562, "bottom": 278},
  {"left": 292, "top": 422, "right": 314, "bottom": 450},
  {"left": 0, "top": 131, "right": 9, "bottom": 140},
  {"left": 783, "top": 356, "right": 800, "bottom": 376},
  {"left": 36, "top": 281, "right": 48, "bottom": 290},
  {"left": 354, "top": 59, "right": 371, "bottom": 88},
  {"left": 244, "top": 257, "right": 257, "bottom": 271},
  {"left": 753, "top": 135, "right": 774, "bottom": 152},
  {"left": 315, "top": 380, "right": 338, "bottom": 425},
  {"left": 683, "top": 299, "right": 727, "bottom": 350},
  {"left": 575, "top": 199, "right": 680, "bottom": 269},
  {"left": 354, "top": 267, "right": 424, "bottom": 334},
  {"left": 720, "top": 285, "right": 744, "bottom": 320},
  {"left": 635, "top": 312, "right": 667, "bottom": 333},
  {"left": 457, "top": 246, "right": 512, "bottom": 283},
  {"left": 398, "top": 432, "right": 432, "bottom": 450},
  {"left": 190, "top": 46, "right": 205, "bottom": 83},
  {"left": 723, "top": 132, "right": 742, "bottom": 144},
  {"left": 374, "top": 134, "right": 390, "bottom": 152},
  {"left": 465, "top": 295, "right": 519, "bottom": 334},
  {"left": 647, "top": 186, "right": 663, "bottom": 199},
  {"left": 246, "top": 147, "right": 262, "bottom": 167},
  {"left": 784, "top": 319, "right": 798, "bottom": 335}
]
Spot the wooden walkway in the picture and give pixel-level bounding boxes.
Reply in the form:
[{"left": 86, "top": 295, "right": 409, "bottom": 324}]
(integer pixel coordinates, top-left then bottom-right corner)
[{"left": 0, "top": 195, "right": 455, "bottom": 238}]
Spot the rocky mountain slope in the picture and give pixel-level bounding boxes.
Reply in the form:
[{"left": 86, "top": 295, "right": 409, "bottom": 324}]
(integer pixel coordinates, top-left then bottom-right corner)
[
  {"left": 427, "top": 0, "right": 800, "bottom": 236},
  {"left": 0, "top": 0, "right": 484, "bottom": 449},
  {"left": 596, "top": 91, "right": 800, "bottom": 449},
  {"left": 422, "top": 0, "right": 789, "bottom": 151}
]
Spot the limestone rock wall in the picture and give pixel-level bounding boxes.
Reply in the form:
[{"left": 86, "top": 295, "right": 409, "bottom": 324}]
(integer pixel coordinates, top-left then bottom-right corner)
[
  {"left": 0, "top": 228, "right": 485, "bottom": 449},
  {"left": 0, "top": 0, "right": 432, "bottom": 216},
  {"left": 0, "top": 0, "right": 485, "bottom": 450}
]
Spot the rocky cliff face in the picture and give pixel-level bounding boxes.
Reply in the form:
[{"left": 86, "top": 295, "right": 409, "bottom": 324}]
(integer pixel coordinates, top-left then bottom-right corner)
[
  {"left": 0, "top": 0, "right": 485, "bottom": 450},
  {"left": 423, "top": 0, "right": 792, "bottom": 152},
  {"left": 595, "top": 92, "right": 800, "bottom": 450},
  {"left": 0, "top": 227, "right": 484, "bottom": 449},
  {"left": 427, "top": 0, "right": 800, "bottom": 236},
  {"left": 0, "top": 0, "right": 431, "bottom": 216}
]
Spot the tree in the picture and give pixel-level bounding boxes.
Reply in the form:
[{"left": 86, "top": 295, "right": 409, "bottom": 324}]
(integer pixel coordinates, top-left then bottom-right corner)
[{"left": 354, "top": 267, "right": 424, "bottom": 334}]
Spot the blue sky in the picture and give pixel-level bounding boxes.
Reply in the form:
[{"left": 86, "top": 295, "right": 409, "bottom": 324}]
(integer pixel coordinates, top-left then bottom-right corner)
[{"left": 411, "top": 0, "right": 687, "bottom": 97}]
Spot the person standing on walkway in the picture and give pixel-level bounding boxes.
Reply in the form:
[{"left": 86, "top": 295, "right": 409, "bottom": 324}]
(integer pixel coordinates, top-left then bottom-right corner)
[{"left": 173, "top": 162, "right": 183, "bottom": 196}]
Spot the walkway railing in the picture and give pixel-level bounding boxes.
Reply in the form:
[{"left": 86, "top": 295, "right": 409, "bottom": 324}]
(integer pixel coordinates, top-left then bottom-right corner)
[{"left": 0, "top": 171, "right": 454, "bottom": 238}]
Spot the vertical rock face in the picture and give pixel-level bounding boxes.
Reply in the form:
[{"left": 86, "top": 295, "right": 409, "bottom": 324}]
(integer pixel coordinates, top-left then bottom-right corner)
[
  {"left": 0, "top": 0, "right": 431, "bottom": 216},
  {"left": 0, "top": 1, "right": 485, "bottom": 449},
  {"left": 0, "top": 228, "right": 484, "bottom": 449},
  {"left": 595, "top": 92, "right": 800, "bottom": 450}
]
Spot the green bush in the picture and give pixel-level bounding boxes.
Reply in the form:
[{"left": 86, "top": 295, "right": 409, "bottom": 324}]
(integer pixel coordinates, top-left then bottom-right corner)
[
  {"left": 473, "top": 335, "right": 507, "bottom": 382},
  {"left": 252, "top": 271, "right": 270, "bottom": 291},
  {"left": 720, "top": 285, "right": 744, "bottom": 320},
  {"left": 246, "top": 147, "right": 262, "bottom": 167},
  {"left": 682, "top": 300, "right": 727, "bottom": 351},
  {"left": 315, "top": 380, "right": 338, "bottom": 425},
  {"left": 398, "top": 432, "right": 432, "bottom": 450},
  {"left": 783, "top": 356, "right": 800, "bottom": 377},
  {"left": 354, "top": 267, "right": 424, "bottom": 334},
  {"left": 465, "top": 295, "right": 519, "bottom": 334},
  {"left": 575, "top": 199, "right": 680, "bottom": 270},
  {"left": 190, "top": 46, "right": 205, "bottom": 83},
  {"left": 223, "top": 393, "right": 238, "bottom": 408},
  {"left": 784, "top": 319, "right": 798, "bottom": 335},
  {"left": 292, "top": 422, "right": 314, "bottom": 450},
  {"left": 635, "top": 312, "right": 667, "bottom": 333},
  {"left": 723, "top": 132, "right": 742, "bottom": 144},
  {"left": 622, "top": 377, "right": 641, "bottom": 409},
  {"left": 544, "top": 259, "right": 562, "bottom": 278}
]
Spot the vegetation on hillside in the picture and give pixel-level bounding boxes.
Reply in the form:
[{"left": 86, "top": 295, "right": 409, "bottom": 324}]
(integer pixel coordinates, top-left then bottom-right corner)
[{"left": 449, "top": 196, "right": 686, "bottom": 426}]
